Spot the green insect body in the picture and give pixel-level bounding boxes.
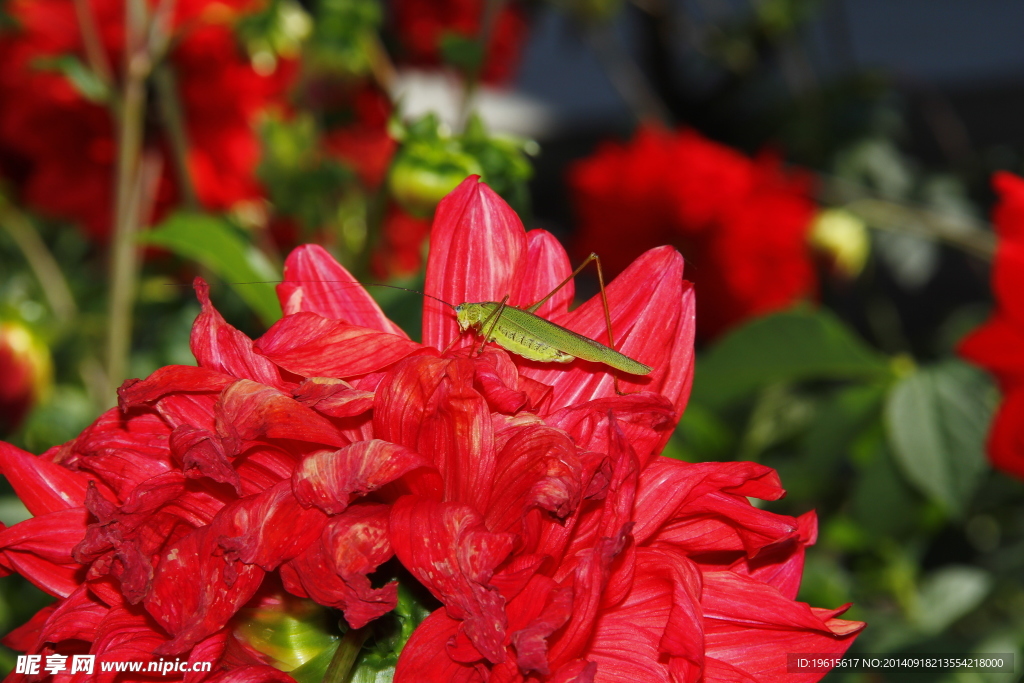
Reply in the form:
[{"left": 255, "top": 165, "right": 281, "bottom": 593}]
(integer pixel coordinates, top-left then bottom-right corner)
[{"left": 455, "top": 301, "right": 652, "bottom": 376}]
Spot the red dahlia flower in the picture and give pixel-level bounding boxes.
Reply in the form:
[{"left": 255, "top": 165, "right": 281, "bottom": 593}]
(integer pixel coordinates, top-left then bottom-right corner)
[
  {"left": 0, "top": 177, "right": 860, "bottom": 680},
  {"left": 569, "top": 125, "right": 818, "bottom": 339},
  {"left": 960, "top": 171, "right": 1024, "bottom": 478},
  {"left": 0, "top": 0, "right": 292, "bottom": 239}
]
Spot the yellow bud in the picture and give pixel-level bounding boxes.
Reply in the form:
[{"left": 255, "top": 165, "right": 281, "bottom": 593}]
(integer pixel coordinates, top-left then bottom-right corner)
[{"left": 809, "top": 209, "right": 870, "bottom": 277}]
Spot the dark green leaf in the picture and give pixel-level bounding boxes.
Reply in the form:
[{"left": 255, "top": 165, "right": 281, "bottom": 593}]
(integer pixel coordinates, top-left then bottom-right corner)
[
  {"left": 885, "top": 360, "right": 993, "bottom": 518},
  {"left": 141, "top": 213, "right": 281, "bottom": 325},
  {"left": 692, "top": 308, "right": 891, "bottom": 409}
]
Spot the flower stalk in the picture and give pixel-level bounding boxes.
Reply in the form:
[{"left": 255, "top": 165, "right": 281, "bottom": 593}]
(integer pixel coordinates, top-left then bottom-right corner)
[{"left": 105, "top": 0, "right": 155, "bottom": 402}]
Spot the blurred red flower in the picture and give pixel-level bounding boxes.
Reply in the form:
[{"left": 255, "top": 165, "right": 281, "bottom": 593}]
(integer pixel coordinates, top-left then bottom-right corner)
[
  {"left": 960, "top": 171, "right": 1024, "bottom": 478},
  {"left": 0, "top": 177, "right": 859, "bottom": 680},
  {"left": 0, "top": 0, "right": 293, "bottom": 239},
  {"left": 391, "top": 0, "right": 528, "bottom": 83},
  {"left": 570, "top": 126, "right": 818, "bottom": 339}
]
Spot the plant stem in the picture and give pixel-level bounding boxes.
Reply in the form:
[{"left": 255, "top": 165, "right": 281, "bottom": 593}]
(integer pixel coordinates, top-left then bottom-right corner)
[
  {"left": 321, "top": 627, "right": 369, "bottom": 683},
  {"left": 152, "top": 63, "right": 199, "bottom": 209},
  {"left": 821, "top": 177, "right": 997, "bottom": 260},
  {"left": 105, "top": 0, "right": 153, "bottom": 403},
  {"left": 73, "top": 0, "right": 114, "bottom": 86},
  {"left": 0, "top": 204, "right": 78, "bottom": 324},
  {"left": 587, "top": 24, "right": 672, "bottom": 126}
]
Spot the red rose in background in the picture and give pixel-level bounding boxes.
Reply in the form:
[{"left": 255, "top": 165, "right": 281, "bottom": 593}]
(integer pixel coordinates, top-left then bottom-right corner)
[
  {"left": 0, "top": 0, "right": 293, "bottom": 239},
  {"left": 570, "top": 126, "right": 818, "bottom": 339},
  {"left": 391, "top": 0, "right": 528, "bottom": 83},
  {"left": 960, "top": 171, "right": 1024, "bottom": 478}
]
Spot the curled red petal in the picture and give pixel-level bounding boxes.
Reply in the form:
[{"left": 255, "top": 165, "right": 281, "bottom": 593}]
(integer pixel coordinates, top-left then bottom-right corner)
[
  {"left": 394, "top": 609, "right": 484, "bottom": 683},
  {"left": 633, "top": 460, "right": 784, "bottom": 546},
  {"left": 145, "top": 519, "right": 266, "bottom": 654},
  {"left": 170, "top": 425, "right": 241, "bottom": 493},
  {"left": 191, "top": 278, "right": 283, "bottom": 387},
  {"left": 292, "top": 440, "right": 431, "bottom": 514},
  {"left": 293, "top": 377, "right": 375, "bottom": 418},
  {"left": 279, "top": 244, "right": 406, "bottom": 336},
  {"left": 216, "top": 481, "right": 328, "bottom": 570},
  {"left": 215, "top": 379, "right": 348, "bottom": 453},
  {"left": 118, "top": 365, "right": 236, "bottom": 411},
  {"left": 390, "top": 496, "right": 515, "bottom": 664},
  {"left": 256, "top": 312, "right": 424, "bottom": 378},
  {"left": 67, "top": 410, "right": 173, "bottom": 498},
  {"left": 281, "top": 503, "right": 396, "bottom": 628}
]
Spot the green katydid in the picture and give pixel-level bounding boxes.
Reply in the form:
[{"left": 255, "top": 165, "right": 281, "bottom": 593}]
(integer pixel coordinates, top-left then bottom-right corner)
[{"left": 447, "top": 252, "right": 651, "bottom": 376}]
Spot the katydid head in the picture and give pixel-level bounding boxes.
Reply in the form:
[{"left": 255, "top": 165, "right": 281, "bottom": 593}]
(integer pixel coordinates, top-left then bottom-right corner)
[{"left": 454, "top": 302, "right": 488, "bottom": 332}]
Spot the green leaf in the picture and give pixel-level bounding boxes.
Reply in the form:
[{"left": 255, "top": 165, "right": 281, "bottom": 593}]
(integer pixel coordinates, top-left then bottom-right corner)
[
  {"left": 141, "top": 213, "right": 281, "bottom": 326},
  {"left": 692, "top": 309, "right": 892, "bottom": 409},
  {"left": 32, "top": 55, "right": 110, "bottom": 103},
  {"left": 912, "top": 565, "right": 992, "bottom": 635},
  {"left": 884, "top": 359, "right": 994, "bottom": 518}
]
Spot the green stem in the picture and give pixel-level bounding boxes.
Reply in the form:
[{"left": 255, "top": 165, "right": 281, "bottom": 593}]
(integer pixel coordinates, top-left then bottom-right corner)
[
  {"left": 0, "top": 203, "right": 78, "bottom": 325},
  {"left": 321, "top": 627, "right": 369, "bottom": 683},
  {"left": 105, "top": 0, "right": 152, "bottom": 403},
  {"left": 152, "top": 63, "right": 199, "bottom": 209}
]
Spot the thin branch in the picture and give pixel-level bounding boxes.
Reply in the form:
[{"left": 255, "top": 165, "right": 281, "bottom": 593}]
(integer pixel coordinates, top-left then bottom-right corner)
[
  {"left": 73, "top": 0, "right": 114, "bottom": 85},
  {"left": 587, "top": 24, "right": 672, "bottom": 126},
  {"left": 821, "top": 177, "right": 997, "bottom": 260},
  {"left": 152, "top": 64, "right": 199, "bottom": 209},
  {"left": 105, "top": 0, "right": 154, "bottom": 403},
  {"left": 0, "top": 204, "right": 78, "bottom": 324}
]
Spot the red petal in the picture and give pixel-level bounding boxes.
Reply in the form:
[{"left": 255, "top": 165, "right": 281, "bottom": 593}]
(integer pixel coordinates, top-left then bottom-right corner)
[
  {"left": 960, "top": 316, "right": 1024, "bottom": 387},
  {"left": 216, "top": 481, "right": 328, "bottom": 570},
  {"left": 145, "top": 519, "right": 266, "bottom": 654},
  {"left": 118, "top": 365, "right": 236, "bottom": 410},
  {"left": 702, "top": 571, "right": 864, "bottom": 682},
  {"left": 170, "top": 426, "right": 241, "bottom": 493},
  {"left": 281, "top": 503, "right": 396, "bottom": 628},
  {"left": 485, "top": 423, "right": 582, "bottom": 537},
  {"left": 279, "top": 244, "right": 406, "bottom": 336},
  {"left": 0, "top": 509, "right": 87, "bottom": 597},
  {"left": 547, "top": 393, "right": 676, "bottom": 467},
  {"left": 191, "top": 278, "right": 283, "bottom": 387},
  {"left": 374, "top": 356, "right": 494, "bottom": 506},
  {"left": 67, "top": 410, "right": 173, "bottom": 498},
  {"left": 988, "top": 389, "right": 1024, "bottom": 478},
  {"left": 393, "top": 609, "right": 485, "bottom": 683},
  {"left": 423, "top": 176, "right": 527, "bottom": 351},
  {"left": 390, "top": 496, "right": 516, "bottom": 664},
  {"left": 632, "top": 460, "right": 784, "bottom": 546},
  {"left": 293, "top": 377, "right": 375, "bottom": 418},
  {"left": 91, "top": 608, "right": 170, "bottom": 683},
  {"left": 215, "top": 379, "right": 348, "bottom": 453},
  {"left": 508, "top": 230, "right": 574, "bottom": 319},
  {"left": 0, "top": 442, "right": 90, "bottom": 515},
  {"left": 582, "top": 550, "right": 704, "bottom": 683},
  {"left": 256, "top": 312, "right": 424, "bottom": 378},
  {"left": 292, "top": 440, "right": 430, "bottom": 514}
]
